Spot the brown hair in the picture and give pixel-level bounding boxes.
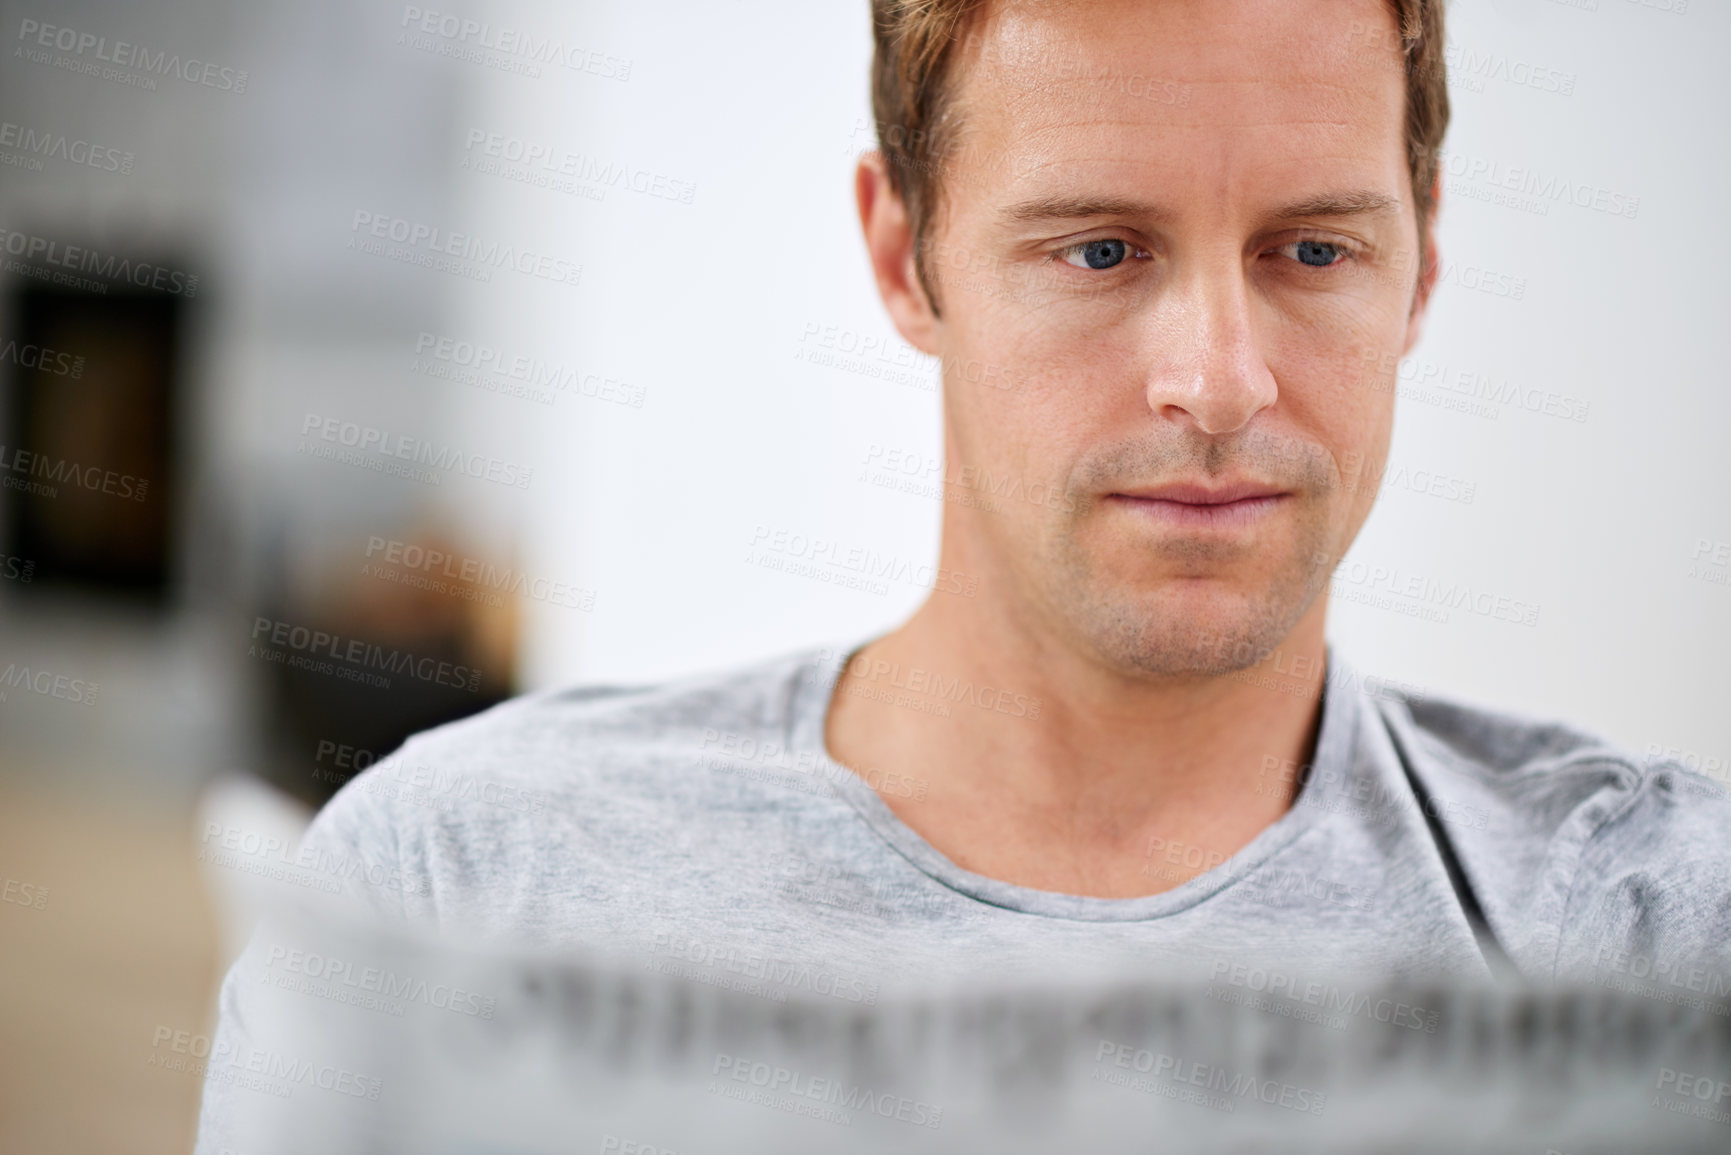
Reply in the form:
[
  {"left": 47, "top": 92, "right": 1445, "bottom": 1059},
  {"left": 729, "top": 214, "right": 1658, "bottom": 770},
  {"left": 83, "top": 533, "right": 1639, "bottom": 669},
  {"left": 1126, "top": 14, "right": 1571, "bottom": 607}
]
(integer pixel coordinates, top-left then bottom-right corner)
[{"left": 869, "top": 0, "right": 1450, "bottom": 312}]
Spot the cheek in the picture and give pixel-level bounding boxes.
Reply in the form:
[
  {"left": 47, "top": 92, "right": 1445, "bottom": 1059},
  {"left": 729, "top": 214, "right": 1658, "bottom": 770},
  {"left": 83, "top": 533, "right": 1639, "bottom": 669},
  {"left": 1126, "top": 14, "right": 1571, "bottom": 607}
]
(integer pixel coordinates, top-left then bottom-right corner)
[
  {"left": 943, "top": 313, "right": 1114, "bottom": 472},
  {"left": 1264, "top": 308, "right": 1399, "bottom": 462}
]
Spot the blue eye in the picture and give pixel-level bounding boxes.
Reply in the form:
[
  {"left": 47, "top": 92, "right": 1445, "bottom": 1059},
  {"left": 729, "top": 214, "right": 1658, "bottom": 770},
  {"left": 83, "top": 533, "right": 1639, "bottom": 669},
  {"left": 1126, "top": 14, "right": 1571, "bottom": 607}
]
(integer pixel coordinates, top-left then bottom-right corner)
[
  {"left": 1288, "top": 240, "right": 1345, "bottom": 267},
  {"left": 1061, "top": 238, "right": 1130, "bottom": 270}
]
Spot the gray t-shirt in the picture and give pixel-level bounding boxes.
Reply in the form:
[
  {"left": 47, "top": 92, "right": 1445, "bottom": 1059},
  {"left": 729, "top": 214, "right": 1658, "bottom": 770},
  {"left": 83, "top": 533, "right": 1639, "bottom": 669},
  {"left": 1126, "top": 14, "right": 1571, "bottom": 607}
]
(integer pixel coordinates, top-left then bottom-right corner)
[{"left": 196, "top": 641, "right": 1731, "bottom": 1147}]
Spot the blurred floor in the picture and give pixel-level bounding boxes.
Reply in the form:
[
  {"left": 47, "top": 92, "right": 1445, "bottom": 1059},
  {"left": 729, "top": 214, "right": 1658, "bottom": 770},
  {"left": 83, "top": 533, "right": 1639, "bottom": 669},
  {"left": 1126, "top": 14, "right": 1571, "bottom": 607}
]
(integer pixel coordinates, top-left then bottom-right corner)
[{"left": 0, "top": 778, "right": 222, "bottom": 1154}]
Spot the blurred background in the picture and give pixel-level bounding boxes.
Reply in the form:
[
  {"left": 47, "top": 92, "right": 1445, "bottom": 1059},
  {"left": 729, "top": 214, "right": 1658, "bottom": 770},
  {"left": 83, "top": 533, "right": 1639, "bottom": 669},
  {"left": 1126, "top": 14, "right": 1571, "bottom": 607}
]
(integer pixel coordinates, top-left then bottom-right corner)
[{"left": 0, "top": 0, "right": 1725, "bottom": 1149}]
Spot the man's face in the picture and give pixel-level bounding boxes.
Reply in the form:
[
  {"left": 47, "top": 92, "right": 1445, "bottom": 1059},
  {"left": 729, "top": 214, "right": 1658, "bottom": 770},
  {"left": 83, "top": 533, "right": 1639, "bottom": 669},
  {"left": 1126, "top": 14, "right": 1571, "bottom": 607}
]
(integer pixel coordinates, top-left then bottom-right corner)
[{"left": 895, "top": 0, "right": 1432, "bottom": 677}]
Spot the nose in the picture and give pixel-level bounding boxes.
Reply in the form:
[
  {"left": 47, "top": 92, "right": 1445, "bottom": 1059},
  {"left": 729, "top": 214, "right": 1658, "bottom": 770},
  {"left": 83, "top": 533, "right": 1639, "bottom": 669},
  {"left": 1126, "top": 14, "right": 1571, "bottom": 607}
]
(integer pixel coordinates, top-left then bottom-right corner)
[{"left": 1141, "top": 259, "right": 1278, "bottom": 435}]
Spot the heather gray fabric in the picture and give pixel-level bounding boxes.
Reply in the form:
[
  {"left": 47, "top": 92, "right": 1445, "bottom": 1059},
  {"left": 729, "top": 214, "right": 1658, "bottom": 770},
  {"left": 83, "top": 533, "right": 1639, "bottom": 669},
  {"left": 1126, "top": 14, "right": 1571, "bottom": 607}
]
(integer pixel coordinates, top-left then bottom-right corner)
[{"left": 195, "top": 641, "right": 1731, "bottom": 1147}]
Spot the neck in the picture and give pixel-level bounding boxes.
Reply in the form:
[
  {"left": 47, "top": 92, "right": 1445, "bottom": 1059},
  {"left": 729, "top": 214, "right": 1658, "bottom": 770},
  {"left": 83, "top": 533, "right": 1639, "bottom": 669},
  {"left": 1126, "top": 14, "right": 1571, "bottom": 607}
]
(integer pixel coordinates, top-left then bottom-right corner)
[{"left": 824, "top": 556, "right": 1329, "bottom": 898}]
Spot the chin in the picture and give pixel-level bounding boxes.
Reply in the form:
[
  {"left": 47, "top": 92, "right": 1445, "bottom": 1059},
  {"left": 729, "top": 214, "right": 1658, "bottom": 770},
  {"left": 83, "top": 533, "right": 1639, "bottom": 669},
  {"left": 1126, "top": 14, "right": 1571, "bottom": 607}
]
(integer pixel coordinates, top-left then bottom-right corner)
[{"left": 1063, "top": 578, "right": 1316, "bottom": 679}]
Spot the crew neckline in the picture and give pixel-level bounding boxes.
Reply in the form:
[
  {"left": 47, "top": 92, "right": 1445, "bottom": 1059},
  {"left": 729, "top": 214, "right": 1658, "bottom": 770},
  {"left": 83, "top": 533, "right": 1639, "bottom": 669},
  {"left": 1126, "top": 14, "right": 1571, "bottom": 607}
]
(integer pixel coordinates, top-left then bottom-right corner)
[{"left": 787, "top": 637, "right": 1363, "bottom": 923}]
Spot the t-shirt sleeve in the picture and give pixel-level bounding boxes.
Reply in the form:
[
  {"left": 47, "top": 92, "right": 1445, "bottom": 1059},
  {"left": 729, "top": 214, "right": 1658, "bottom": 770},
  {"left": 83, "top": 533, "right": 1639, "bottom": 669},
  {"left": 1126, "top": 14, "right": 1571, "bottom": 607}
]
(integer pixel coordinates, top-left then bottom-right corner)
[
  {"left": 1554, "top": 762, "right": 1731, "bottom": 997},
  {"left": 192, "top": 762, "right": 426, "bottom": 1153}
]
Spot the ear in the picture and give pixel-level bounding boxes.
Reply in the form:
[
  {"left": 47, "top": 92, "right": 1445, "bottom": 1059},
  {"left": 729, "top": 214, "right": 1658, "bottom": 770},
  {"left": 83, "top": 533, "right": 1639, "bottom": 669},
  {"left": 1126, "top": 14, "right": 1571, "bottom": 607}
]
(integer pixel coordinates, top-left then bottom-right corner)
[
  {"left": 1402, "top": 176, "right": 1441, "bottom": 357},
  {"left": 855, "top": 151, "right": 941, "bottom": 355}
]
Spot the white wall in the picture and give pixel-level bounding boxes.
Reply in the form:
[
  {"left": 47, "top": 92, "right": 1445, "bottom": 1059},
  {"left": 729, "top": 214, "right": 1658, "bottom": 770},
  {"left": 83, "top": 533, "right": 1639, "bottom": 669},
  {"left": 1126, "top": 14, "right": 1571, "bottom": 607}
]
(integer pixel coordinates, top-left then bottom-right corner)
[{"left": 449, "top": 0, "right": 1729, "bottom": 769}]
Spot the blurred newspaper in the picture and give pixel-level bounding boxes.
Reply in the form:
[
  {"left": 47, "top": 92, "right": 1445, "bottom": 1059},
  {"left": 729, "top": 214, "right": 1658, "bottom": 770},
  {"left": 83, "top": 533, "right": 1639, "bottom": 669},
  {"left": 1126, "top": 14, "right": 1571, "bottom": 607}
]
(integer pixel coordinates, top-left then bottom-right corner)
[{"left": 186, "top": 885, "right": 1731, "bottom": 1155}]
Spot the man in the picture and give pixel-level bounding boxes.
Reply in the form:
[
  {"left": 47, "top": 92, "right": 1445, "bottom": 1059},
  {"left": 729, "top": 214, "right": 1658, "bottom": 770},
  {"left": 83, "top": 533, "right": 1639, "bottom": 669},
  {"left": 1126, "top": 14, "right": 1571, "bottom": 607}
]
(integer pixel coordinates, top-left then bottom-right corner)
[{"left": 199, "top": 1, "right": 1730, "bottom": 1140}]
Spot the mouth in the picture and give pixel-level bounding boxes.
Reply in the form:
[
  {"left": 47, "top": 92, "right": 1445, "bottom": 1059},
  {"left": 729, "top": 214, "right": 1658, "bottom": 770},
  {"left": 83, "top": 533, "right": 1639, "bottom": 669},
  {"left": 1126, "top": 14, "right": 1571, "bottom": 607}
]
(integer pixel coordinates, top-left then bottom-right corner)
[{"left": 1104, "top": 480, "right": 1292, "bottom": 529}]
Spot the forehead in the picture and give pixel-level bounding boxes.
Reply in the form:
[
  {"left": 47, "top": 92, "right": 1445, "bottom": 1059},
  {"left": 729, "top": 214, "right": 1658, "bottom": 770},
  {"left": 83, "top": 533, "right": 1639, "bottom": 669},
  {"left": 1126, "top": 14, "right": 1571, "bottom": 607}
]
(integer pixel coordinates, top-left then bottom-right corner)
[{"left": 945, "top": 0, "right": 1410, "bottom": 209}]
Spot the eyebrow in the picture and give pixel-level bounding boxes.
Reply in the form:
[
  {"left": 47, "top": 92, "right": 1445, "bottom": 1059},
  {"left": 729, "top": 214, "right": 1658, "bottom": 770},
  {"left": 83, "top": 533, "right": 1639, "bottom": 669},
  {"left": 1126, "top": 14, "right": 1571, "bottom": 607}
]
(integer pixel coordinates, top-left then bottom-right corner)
[
  {"left": 1274, "top": 191, "right": 1402, "bottom": 220},
  {"left": 1000, "top": 195, "right": 1168, "bottom": 225},
  {"left": 998, "top": 189, "right": 1401, "bottom": 226}
]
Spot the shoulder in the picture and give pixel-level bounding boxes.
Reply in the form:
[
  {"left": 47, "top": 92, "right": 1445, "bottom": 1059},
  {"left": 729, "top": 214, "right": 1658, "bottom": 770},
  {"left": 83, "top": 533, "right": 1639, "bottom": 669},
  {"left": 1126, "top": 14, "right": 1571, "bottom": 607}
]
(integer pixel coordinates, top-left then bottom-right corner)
[
  {"left": 1377, "top": 687, "right": 1647, "bottom": 828},
  {"left": 1363, "top": 676, "right": 1731, "bottom": 976},
  {"left": 376, "top": 641, "right": 822, "bottom": 778},
  {"left": 1379, "top": 683, "right": 1731, "bottom": 855},
  {"left": 296, "top": 642, "right": 843, "bottom": 915}
]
